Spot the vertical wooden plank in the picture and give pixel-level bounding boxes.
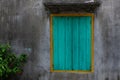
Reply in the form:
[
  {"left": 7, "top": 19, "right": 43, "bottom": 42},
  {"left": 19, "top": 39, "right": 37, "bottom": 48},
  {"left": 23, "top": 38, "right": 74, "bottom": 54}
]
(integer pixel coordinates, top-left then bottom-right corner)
[
  {"left": 79, "top": 17, "right": 85, "bottom": 70},
  {"left": 86, "top": 16, "right": 92, "bottom": 70},
  {"left": 78, "top": 17, "right": 83, "bottom": 70},
  {"left": 65, "top": 17, "right": 72, "bottom": 70},
  {"left": 58, "top": 17, "right": 65, "bottom": 70},
  {"left": 81, "top": 17, "right": 86, "bottom": 70},
  {"left": 73, "top": 17, "right": 77, "bottom": 70},
  {"left": 72, "top": 17, "right": 79, "bottom": 70},
  {"left": 76, "top": 17, "right": 79, "bottom": 70},
  {"left": 53, "top": 16, "right": 59, "bottom": 70}
]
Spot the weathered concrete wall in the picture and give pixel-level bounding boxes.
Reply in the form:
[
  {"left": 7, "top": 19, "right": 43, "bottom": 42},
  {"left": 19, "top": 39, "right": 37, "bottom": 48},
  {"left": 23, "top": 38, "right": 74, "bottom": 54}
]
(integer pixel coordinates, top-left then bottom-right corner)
[
  {"left": 0, "top": 0, "right": 120, "bottom": 80},
  {"left": 95, "top": 0, "right": 120, "bottom": 80},
  {"left": 44, "top": 0, "right": 99, "bottom": 3},
  {"left": 0, "top": 0, "right": 49, "bottom": 80}
]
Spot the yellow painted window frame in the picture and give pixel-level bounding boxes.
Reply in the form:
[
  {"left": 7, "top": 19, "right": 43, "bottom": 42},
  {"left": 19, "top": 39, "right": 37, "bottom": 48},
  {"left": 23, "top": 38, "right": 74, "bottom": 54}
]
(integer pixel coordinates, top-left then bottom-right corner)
[{"left": 50, "top": 13, "right": 94, "bottom": 73}]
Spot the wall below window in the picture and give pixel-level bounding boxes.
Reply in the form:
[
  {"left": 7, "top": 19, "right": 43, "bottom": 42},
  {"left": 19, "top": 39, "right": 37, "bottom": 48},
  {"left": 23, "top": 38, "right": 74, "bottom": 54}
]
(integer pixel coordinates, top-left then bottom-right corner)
[
  {"left": 43, "top": 0, "right": 99, "bottom": 3},
  {"left": 0, "top": 0, "right": 120, "bottom": 80}
]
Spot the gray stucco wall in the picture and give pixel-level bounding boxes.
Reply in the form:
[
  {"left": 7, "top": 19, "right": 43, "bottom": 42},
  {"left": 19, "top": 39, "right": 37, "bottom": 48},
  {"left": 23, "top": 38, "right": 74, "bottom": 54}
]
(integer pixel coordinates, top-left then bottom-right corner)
[{"left": 0, "top": 0, "right": 120, "bottom": 80}]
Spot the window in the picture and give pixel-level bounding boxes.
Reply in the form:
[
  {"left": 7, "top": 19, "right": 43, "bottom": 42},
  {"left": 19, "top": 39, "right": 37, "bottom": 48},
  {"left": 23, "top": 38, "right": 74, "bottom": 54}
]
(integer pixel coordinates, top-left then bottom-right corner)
[{"left": 50, "top": 13, "right": 94, "bottom": 73}]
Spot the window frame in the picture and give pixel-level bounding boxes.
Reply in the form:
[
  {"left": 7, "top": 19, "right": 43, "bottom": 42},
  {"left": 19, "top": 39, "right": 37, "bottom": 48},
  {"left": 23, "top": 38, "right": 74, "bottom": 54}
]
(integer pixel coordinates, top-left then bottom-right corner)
[{"left": 50, "top": 13, "right": 94, "bottom": 73}]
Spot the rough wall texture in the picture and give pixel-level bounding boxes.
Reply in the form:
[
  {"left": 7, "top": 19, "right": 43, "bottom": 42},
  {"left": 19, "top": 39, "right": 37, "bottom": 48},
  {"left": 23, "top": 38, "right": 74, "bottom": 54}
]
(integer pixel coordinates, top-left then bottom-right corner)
[
  {"left": 0, "top": 0, "right": 120, "bottom": 80},
  {"left": 44, "top": 0, "right": 99, "bottom": 3}
]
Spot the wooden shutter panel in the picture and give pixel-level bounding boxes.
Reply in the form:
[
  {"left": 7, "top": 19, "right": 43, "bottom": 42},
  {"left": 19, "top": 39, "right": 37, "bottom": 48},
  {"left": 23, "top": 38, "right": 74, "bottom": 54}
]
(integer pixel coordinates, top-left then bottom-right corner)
[{"left": 52, "top": 16, "right": 92, "bottom": 71}]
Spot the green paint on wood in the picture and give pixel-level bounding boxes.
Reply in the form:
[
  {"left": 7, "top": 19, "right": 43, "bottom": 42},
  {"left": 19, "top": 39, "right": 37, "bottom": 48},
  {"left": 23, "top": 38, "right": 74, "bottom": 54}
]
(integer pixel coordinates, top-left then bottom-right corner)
[{"left": 52, "top": 16, "right": 92, "bottom": 71}]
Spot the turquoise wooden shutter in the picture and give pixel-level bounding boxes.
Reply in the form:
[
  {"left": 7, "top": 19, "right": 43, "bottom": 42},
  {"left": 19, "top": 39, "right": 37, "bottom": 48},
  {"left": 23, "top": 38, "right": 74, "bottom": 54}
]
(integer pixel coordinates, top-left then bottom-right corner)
[{"left": 52, "top": 16, "right": 92, "bottom": 71}]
